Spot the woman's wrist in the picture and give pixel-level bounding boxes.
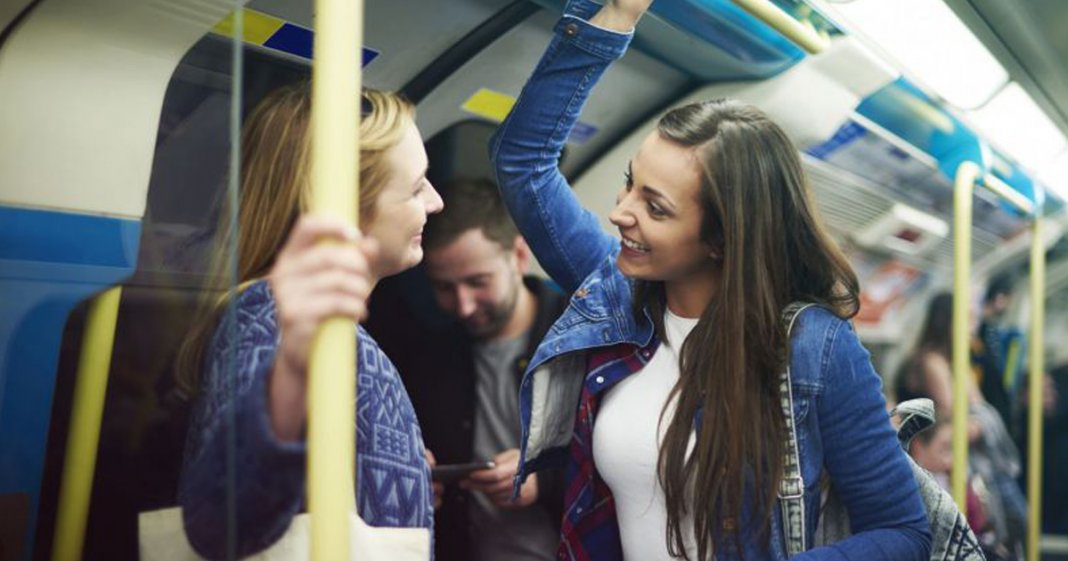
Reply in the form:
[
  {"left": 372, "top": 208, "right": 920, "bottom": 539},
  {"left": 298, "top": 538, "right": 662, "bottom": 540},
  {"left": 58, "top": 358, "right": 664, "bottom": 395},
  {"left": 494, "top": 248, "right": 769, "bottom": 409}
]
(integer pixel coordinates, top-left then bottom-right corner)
[{"left": 589, "top": 5, "right": 643, "bottom": 32}]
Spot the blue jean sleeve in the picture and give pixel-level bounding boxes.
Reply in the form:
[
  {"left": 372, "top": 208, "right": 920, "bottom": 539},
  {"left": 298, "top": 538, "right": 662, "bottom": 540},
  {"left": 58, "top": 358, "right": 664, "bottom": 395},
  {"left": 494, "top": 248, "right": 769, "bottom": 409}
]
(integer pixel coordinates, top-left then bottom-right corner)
[
  {"left": 793, "top": 321, "right": 931, "bottom": 561},
  {"left": 489, "top": 3, "right": 631, "bottom": 294},
  {"left": 178, "top": 296, "right": 307, "bottom": 560}
]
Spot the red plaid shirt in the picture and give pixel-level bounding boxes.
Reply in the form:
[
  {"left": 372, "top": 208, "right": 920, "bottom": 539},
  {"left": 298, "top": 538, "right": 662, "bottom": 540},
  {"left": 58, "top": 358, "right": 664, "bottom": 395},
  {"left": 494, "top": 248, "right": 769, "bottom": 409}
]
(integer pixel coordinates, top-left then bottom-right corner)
[{"left": 557, "top": 340, "right": 659, "bottom": 561}]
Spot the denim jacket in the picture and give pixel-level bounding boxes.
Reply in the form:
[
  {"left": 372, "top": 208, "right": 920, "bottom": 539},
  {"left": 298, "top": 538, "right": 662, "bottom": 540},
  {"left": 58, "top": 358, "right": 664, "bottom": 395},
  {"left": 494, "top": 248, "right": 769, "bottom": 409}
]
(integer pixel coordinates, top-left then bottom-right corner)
[{"left": 490, "top": 2, "right": 930, "bottom": 559}]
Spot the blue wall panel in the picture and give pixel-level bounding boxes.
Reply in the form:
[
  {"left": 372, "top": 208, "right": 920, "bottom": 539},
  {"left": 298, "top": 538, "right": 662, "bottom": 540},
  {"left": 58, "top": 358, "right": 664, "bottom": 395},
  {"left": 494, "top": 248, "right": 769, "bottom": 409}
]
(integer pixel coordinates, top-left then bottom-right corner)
[{"left": 0, "top": 206, "right": 139, "bottom": 560}]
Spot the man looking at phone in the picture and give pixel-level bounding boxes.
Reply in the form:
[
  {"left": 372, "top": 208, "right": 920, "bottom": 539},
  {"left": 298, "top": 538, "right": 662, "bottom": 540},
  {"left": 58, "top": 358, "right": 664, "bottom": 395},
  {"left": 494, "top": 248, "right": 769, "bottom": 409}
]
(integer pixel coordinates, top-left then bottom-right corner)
[{"left": 367, "top": 178, "right": 567, "bottom": 561}]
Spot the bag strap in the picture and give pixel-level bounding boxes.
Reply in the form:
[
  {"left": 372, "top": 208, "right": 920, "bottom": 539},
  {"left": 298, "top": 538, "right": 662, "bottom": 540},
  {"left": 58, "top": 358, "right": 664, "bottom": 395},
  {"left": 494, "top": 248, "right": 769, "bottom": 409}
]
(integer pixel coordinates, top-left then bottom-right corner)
[
  {"left": 778, "top": 302, "right": 818, "bottom": 558},
  {"left": 890, "top": 398, "right": 936, "bottom": 452}
]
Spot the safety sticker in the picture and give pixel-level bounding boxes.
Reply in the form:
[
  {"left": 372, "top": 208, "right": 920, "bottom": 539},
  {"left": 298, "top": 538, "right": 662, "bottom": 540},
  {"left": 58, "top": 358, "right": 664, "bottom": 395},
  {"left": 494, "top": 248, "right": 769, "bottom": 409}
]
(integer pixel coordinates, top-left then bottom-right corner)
[
  {"left": 462, "top": 88, "right": 517, "bottom": 122},
  {"left": 461, "top": 88, "right": 598, "bottom": 144},
  {"left": 212, "top": 9, "right": 379, "bottom": 67}
]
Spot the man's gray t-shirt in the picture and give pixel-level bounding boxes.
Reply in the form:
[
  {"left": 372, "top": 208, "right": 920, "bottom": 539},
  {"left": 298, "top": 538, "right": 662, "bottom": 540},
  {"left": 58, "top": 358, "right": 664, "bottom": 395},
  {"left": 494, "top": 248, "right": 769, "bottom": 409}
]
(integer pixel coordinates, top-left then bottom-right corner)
[{"left": 470, "top": 334, "right": 557, "bottom": 561}]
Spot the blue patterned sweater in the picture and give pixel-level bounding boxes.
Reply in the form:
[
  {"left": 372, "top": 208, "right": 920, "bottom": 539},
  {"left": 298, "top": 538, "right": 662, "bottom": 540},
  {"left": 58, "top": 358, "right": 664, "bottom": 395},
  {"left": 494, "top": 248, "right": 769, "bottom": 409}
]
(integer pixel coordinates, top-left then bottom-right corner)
[{"left": 178, "top": 280, "right": 434, "bottom": 560}]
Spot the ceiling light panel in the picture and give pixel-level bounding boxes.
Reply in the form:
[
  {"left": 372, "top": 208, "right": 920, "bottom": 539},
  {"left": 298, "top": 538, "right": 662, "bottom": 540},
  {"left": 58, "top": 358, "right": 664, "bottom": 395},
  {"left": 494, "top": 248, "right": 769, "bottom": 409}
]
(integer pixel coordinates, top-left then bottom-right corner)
[
  {"left": 969, "top": 82, "right": 1068, "bottom": 174},
  {"left": 815, "top": 0, "right": 1008, "bottom": 109},
  {"left": 1039, "top": 150, "right": 1068, "bottom": 203}
]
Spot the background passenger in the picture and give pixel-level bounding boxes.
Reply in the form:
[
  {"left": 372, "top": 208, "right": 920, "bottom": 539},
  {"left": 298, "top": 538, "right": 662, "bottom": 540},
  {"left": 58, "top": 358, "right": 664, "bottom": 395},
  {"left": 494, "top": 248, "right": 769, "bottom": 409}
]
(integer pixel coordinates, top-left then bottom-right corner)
[
  {"left": 176, "top": 82, "right": 443, "bottom": 559},
  {"left": 897, "top": 291, "right": 1026, "bottom": 559},
  {"left": 369, "top": 178, "right": 567, "bottom": 561},
  {"left": 908, "top": 420, "right": 1008, "bottom": 560},
  {"left": 896, "top": 292, "right": 984, "bottom": 427},
  {"left": 974, "top": 275, "right": 1059, "bottom": 439},
  {"left": 974, "top": 275, "right": 1018, "bottom": 429},
  {"left": 490, "top": 0, "right": 930, "bottom": 559}
]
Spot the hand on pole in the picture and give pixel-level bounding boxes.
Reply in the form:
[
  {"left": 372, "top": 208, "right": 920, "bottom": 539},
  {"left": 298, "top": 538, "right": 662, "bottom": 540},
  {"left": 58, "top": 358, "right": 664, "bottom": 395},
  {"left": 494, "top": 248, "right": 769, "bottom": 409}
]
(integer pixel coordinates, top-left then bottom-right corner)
[{"left": 266, "top": 215, "right": 379, "bottom": 441}]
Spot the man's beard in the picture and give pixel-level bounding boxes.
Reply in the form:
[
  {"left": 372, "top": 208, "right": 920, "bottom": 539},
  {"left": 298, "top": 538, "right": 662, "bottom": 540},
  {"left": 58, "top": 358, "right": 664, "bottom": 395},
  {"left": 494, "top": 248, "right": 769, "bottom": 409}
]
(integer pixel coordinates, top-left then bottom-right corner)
[{"left": 468, "top": 278, "right": 521, "bottom": 339}]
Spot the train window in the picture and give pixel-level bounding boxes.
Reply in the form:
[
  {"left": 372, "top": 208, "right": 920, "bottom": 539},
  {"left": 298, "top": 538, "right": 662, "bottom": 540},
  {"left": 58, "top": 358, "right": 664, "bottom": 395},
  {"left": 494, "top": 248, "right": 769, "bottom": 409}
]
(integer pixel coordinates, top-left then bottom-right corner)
[
  {"left": 31, "top": 21, "right": 253, "bottom": 561},
  {"left": 424, "top": 119, "right": 569, "bottom": 189},
  {"left": 415, "top": 8, "right": 690, "bottom": 178}
]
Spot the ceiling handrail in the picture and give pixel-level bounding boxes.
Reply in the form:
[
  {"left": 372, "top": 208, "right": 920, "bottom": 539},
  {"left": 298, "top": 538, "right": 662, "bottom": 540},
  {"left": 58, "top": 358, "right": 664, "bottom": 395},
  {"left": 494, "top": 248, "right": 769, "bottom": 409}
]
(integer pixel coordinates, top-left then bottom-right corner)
[{"left": 730, "top": 0, "right": 831, "bottom": 54}]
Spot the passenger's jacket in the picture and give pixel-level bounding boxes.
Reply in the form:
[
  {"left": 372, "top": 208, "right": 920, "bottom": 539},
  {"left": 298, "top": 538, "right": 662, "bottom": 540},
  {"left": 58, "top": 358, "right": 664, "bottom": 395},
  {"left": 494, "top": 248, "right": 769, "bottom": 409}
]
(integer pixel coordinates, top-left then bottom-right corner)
[
  {"left": 367, "top": 274, "right": 569, "bottom": 561},
  {"left": 489, "top": 1, "right": 931, "bottom": 559},
  {"left": 178, "top": 280, "right": 434, "bottom": 560}
]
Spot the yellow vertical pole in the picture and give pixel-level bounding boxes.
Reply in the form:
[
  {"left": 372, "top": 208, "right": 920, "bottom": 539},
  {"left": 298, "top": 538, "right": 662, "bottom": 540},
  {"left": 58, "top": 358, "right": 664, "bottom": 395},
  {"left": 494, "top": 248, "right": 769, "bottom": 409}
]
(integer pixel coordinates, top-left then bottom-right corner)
[
  {"left": 951, "top": 162, "right": 980, "bottom": 512},
  {"left": 308, "top": 0, "right": 362, "bottom": 558},
  {"left": 1027, "top": 216, "right": 1045, "bottom": 561},
  {"left": 51, "top": 286, "right": 122, "bottom": 561}
]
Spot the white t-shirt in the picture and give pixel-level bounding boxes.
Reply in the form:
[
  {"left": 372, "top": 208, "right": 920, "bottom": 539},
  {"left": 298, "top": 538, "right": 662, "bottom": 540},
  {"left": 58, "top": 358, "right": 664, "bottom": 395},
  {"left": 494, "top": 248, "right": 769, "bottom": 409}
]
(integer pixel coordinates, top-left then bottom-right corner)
[{"left": 593, "top": 309, "right": 699, "bottom": 560}]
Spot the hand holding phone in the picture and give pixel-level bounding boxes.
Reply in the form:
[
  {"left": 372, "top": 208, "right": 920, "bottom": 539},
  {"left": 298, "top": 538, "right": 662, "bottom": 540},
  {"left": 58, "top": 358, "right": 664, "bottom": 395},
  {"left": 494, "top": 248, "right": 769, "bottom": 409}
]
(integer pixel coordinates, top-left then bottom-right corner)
[
  {"left": 459, "top": 448, "right": 538, "bottom": 509},
  {"left": 431, "top": 460, "right": 496, "bottom": 484}
]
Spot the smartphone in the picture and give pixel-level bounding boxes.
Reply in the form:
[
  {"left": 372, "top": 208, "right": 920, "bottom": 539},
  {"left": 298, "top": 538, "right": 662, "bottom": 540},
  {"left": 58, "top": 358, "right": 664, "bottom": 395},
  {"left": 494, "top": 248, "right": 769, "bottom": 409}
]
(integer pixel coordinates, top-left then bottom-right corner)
[{"left": 431, "top": 460, "right": 496, "bottom": 483}]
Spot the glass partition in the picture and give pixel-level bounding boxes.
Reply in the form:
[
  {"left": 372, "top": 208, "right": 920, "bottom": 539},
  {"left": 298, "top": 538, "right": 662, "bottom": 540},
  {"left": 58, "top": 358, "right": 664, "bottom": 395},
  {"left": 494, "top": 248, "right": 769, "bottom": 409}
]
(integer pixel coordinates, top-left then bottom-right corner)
[{"left": 0, "top": 1, "right": 248, "bottom": 558}]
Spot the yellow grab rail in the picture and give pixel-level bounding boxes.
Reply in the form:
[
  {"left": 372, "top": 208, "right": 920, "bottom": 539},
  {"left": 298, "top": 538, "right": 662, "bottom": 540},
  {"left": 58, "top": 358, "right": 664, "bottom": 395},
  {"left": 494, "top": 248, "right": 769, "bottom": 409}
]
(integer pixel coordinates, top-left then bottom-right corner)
[
  {"left": 1027, "top": 216, "right": 1044, "bottom": 561},
  {"left": 729, "top": 0, "right": 830, "bottom": 54},
  {"left": 307, "top": 0, "right": 362, "bottom": 558},
  {"left": 951, "top": 162, "right": 979, "bottom": 513},
  {"left": 51, "top": 286, "right": 122, "bottom": 561},
  {"left": 984, "top": 173, "right": 1036, "bottom": 215},
  {"left": 952, "top": 163, "right": 1045, "bottom": 561}
]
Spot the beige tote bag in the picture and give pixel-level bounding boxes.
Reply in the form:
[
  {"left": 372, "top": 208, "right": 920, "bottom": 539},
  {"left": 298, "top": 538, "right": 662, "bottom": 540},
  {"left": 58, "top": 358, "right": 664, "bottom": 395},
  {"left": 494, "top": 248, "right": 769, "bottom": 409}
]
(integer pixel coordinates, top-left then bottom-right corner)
[{"left": 138, "top": 507, "right": 430, "bottom": 560}]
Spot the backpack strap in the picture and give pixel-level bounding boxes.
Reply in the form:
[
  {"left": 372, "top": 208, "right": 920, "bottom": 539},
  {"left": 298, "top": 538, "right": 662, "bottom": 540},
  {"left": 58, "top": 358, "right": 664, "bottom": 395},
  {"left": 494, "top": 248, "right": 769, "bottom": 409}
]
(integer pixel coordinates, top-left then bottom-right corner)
[
  {"left": 778, "top": 302, "right": 818, "bottom": 558},
  {"left": 890, "top": 398, "right": 936, "bottom": 452}
]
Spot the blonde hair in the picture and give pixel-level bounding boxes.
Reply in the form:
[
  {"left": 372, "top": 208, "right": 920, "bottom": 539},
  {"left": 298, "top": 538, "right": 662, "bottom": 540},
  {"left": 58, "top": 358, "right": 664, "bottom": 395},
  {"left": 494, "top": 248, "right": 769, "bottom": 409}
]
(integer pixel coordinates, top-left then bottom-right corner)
[
  {"left": 237, "top": 84, "right": 414, "bottom": 280},
  {"left": 177, "top": 82, "right": 415, "bottom": 395}
]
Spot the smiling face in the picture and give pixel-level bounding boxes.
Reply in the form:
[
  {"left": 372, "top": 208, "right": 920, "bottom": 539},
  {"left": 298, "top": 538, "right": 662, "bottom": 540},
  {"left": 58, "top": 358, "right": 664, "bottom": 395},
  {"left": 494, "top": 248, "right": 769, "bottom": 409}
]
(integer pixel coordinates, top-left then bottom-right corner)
[
  {"left": 424, "top": 228, "right": 529, "bottom": 339},
  {"left": 608, "top": 131, "right": 718, "bottom": 298},
  {"left": 362, "top": 121, "right": 444, "bottom": 278}
]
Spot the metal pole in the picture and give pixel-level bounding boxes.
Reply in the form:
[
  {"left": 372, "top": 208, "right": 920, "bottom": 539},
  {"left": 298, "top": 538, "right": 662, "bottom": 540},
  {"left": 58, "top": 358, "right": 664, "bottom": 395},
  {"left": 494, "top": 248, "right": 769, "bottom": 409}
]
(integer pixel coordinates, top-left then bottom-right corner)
[
  {"left": 1027, "top": 216, "right": 1045, "bottom": 561},
  {"left": 51, "top": 286, "right": 122, "bottom": 561},
  {"left": 951, "top": 162, "right": 980, "bottom": 511},
  {"left": 308, "top": 0, "right": 362, "bottom": 557},
  {"left": 730, "top": 0, "right": 830, "bottom": 54}
]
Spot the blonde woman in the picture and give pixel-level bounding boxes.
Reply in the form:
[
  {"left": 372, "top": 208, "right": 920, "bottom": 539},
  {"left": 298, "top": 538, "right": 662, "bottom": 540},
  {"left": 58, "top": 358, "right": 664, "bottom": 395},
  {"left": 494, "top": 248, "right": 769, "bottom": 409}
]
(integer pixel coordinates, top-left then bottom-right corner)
[{"left": 177, "top": 83, "right": 443, "bottom": 559}]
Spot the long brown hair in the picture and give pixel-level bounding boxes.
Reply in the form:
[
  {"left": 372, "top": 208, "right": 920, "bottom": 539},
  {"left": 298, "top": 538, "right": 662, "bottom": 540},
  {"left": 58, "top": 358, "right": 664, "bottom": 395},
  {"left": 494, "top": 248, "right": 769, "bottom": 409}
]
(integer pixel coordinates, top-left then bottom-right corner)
[
  {"left": 642, "top": 99, "right": 859, "bottom": 560},
  {"left": 917, "top": 292, "right": 953, "bottom": 359},
  {"left": 176, "top": 82, "right": 415, "bottom": 396},
  {"left": 897, "top": 291, "right": 952, "bottom": 398}
]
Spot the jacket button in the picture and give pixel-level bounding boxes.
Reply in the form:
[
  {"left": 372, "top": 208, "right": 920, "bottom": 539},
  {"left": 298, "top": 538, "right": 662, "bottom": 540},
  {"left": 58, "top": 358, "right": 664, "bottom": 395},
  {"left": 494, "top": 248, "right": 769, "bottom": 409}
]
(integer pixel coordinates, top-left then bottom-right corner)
[
  {"left": 595, "top": 376, "right": 605, "bottom": 384},
  {"left": 575, "top": 287, "right": 588, "bottom": 298},
  {"left": 564, "top": 22, "right": 579, "bottom": 37}
]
